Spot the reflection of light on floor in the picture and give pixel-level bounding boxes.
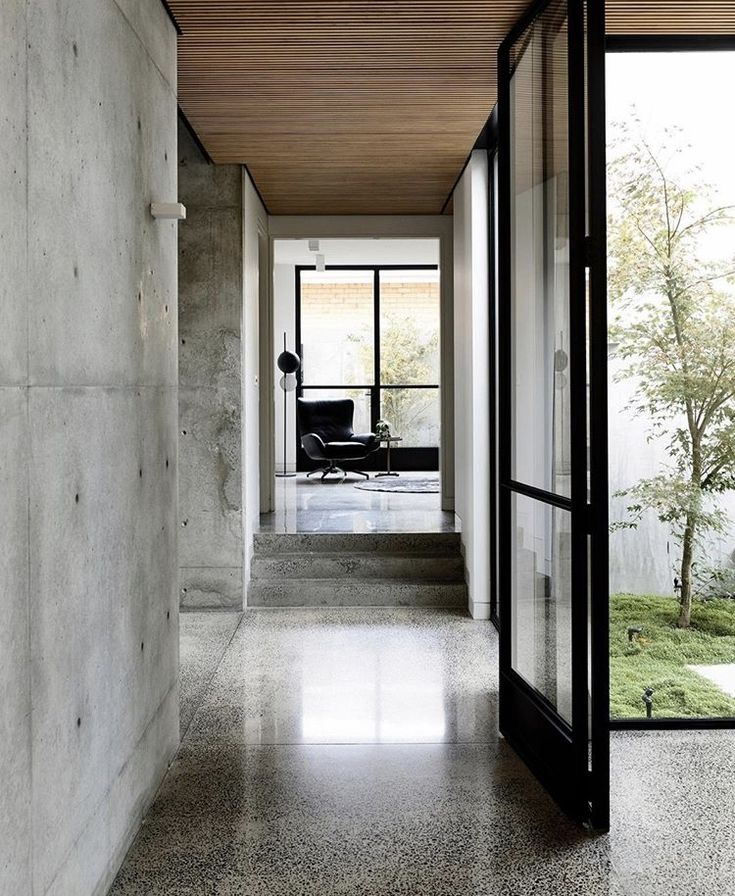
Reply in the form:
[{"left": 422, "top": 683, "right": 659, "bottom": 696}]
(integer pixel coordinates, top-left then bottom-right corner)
[{"left": 301, "top": 638, "right": 446, "bottom": 742}]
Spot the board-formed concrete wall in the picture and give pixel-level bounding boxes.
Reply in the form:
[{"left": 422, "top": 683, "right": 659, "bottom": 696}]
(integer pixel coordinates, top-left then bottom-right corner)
[
  {"left": 0, "top": 1, "right": 179, "bottom": 892},
  {"left": 178, "top": 121, "right": 244, "bottom": 610}
]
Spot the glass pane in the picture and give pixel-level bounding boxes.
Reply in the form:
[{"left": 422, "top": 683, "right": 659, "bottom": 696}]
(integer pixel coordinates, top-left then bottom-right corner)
[
  {"left": 510, "top": 5, "right": 571, "bottom": 498},
  {"left": 379, "top": 388, "right": 439, "bottom": 449},
  {"left": 379, "top": 270, "right": 440, "bottom": 385},
  {"left": 300, "top": 270, "right": 374, "bottom": 385},
  {"left": 511, "top": 493, "right": 573, "bottom": 723},
  {"left": 300, "top": 389, "right": 372, "bottom": 436}
]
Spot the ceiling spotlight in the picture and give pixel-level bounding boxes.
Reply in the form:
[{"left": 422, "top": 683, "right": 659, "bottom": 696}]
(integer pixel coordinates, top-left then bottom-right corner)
[{"left": 315, "top": 253, "right": 325, "bottom": 272}]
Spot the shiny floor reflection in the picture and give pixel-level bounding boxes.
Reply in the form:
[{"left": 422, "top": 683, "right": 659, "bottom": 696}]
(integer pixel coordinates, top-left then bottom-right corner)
[
  {"left": 111, "top": 610, "right": 735, "bottom": 896},
  {"left": 260, "top": 472, "right": 457, "bottom": 534},
  {"left": 186, "top": 609, "right": 494, "bottom": 746}
]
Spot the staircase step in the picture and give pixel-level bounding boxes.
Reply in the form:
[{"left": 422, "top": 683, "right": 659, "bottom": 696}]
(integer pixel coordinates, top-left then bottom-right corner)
[
  {"left": 253, "top": 531, "right": 461, "bottom": 556},
  {"left": 250, "top": 553, "right": 464, "bottom": 582},
  {"left": 247, "top": 578, "right": 468, "bottom": 609}
]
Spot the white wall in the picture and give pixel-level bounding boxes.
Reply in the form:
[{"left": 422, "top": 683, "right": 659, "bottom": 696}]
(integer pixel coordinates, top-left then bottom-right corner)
[
  {"left": 1, "top": 1, "right": 179, "bottom": 892},
  {"left": 273, "top": 262, "right": 299, "bottom": 471},
  {"left": 243, "top": 171, "right": 267, "bottom": 593},
  {"left": 453, "top": 151, "right": 491, "bottom": 619}
]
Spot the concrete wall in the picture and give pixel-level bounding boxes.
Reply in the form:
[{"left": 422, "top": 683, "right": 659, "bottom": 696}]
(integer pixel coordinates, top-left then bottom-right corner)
[
  {"left": 0, "top": 1, "right": 179, "bottom": 893},
  {"left": 453, "top": 151, "right": 491, "bottom": 619},
  {"left": 178, "top": 122, "right": 244, "bottom": 610}
]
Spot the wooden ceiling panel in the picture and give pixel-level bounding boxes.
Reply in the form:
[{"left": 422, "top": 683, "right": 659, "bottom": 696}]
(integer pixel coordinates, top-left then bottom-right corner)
[{"left": 169, "top": 1, "right": 735, "bottom": 215}]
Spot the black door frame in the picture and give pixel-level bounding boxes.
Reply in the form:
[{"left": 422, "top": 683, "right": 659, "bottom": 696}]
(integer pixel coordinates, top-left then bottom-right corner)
[
  {"left": 496, "top": 0, "right": 609, "bottom": 829},
  {"left": 295, "top": 264, "right": 440, "bottom": 472}
]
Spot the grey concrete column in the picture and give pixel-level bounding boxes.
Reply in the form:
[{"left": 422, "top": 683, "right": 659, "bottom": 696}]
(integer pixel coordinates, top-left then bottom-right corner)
[
  {"left": 0, "top": 0, "right": 179, "bottom": 892},
  {"left": 178, "top": 121, "right": 244, "bottom": 610}
]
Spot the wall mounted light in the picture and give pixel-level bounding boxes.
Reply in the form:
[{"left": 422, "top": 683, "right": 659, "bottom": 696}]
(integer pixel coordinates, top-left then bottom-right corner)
[{"left": 151, "top": 202, "right": 187, "bottom": 220}]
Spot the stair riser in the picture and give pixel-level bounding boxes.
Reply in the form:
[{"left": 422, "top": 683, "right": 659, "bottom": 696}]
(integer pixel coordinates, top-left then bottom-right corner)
[
  {"left": 253, "top": 532, "right": 461, "bottom": 556},
  {"left": 248, "top": 581, "right": 468, "bottom": 609},
  {"left": 250, "top": 555, "right": 465, "bottom": 582}
]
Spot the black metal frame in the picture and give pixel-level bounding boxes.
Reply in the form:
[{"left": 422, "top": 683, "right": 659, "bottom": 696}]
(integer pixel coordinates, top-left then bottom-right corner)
[
  {"left": 497, "top": 0, "right": 609, "bottom": 829},
  {"left": 606, "top": 34, "right": 735, "bottom": 53},
  {"left": 605, "top": 34, "right": 735, "bottom": 733},
  {"left": 294, "top": 264, "right": 440, "bottom": 472}
]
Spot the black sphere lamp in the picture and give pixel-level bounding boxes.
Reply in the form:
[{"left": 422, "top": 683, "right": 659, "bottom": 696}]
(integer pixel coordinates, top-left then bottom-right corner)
[{"left": 276, "top": 332, "right": 301, "bottom": 477}]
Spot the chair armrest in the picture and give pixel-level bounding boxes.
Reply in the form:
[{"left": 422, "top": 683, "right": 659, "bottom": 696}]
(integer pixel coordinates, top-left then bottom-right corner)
[
  {"left": 351, "top": 433, "right": 379, "bottom": 452},
  {"left": 301, "top": 432, "right": 327, "bottom": 459}
]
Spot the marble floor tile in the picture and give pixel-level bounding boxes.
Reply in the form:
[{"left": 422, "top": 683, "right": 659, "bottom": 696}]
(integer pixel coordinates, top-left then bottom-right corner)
[{"left": 110, "top": 609, "right": 735, "bottom": 896}]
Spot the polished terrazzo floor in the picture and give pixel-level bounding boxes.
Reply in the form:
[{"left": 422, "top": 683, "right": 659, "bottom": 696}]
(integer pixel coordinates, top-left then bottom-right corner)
[
  {"left": 259, "top": 472, "right": 456, "bottom": 534},
  {"left": 110, "top": 610, "right": 735, "bottom": 895}
]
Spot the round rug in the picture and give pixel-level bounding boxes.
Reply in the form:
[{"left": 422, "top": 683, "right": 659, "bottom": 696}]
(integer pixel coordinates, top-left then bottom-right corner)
[{"left": 354, "top": 476, "right": 439, "bottom": 494}]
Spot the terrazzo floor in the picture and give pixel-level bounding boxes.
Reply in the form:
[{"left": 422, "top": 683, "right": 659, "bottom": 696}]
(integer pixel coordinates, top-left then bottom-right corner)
[
  {"left": 259, "top": 472, "right": 456, "bottom": 534},
  {"left": 110, "top": 610, "right": 735, "bottom": 895}
]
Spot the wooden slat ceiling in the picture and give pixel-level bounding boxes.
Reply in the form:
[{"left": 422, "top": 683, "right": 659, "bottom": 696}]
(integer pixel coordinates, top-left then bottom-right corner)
[{"left": 169, "top": 1, "right": 735, "bottom": 215}]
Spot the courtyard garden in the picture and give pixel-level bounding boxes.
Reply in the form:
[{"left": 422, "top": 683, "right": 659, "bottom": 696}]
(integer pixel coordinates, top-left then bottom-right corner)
[{"left": 610, "top": 593, "right": 735, "bottom": 718}]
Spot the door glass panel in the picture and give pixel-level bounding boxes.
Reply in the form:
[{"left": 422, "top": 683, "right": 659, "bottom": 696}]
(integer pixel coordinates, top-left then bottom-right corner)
[
  {"left": 379, "top": 388, "right": 439, "bottom": 448},
  {"left": 511, "top": 492, "right": 573, "bottom": 723},
  {"left": 300, "top": 388, "right": 371, "bottom": 435},
  {"left": 300, "top": 270, "right": 374, "bottom": 385},
  {"left": 510, "top": 4, "right": 571, "bottom": 498},
  {"left": 379, "top": 270, "right": 440, "bottom": 385}
]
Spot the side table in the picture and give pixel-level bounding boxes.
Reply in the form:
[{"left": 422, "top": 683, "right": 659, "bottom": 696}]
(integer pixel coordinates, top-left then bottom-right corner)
[{"left": 376, "top": 436, "right": 402, "bottom": 477}]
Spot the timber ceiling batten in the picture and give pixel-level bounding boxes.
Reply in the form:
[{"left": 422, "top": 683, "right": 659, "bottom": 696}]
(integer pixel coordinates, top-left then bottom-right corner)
[{"left": 170, "top": 1, "right": 735, "bottom": 215}]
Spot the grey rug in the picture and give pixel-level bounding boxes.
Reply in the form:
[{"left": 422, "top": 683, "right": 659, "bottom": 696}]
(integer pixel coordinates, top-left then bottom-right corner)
[{"left": 354, "top": 476, "right": 440, "bottom": 494}]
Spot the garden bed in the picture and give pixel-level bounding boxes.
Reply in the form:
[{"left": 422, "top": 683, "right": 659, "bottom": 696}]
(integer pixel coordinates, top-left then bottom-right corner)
[{"left": 610, "top": 593, "right": 735, "bottom": 719}]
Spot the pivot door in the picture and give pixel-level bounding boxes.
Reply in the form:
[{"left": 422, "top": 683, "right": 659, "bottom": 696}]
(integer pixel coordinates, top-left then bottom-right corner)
[{"left": 497, "top": 0, "right": 609, "bottom": 829}]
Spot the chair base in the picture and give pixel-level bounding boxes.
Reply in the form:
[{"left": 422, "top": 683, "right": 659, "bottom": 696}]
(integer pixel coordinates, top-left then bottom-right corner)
[{"left": 306, "top": 462, "right": 370, "bottom": 481}]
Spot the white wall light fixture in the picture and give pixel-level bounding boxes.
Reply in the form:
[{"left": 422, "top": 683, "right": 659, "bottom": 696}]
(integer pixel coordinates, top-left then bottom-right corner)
[{"left": 151, "top": 202, "right": 187, "bottom": 220}]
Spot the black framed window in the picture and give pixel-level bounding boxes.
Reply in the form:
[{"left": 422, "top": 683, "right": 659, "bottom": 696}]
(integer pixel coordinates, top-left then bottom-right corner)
[{"left": 295, "top": 265, "right": 440, "bottom": 471}]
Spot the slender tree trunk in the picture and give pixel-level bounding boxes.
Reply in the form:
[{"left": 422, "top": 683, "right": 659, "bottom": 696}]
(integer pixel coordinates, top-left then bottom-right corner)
[{"left": 678, "top": 514, "right": 696, "bottom": 628}]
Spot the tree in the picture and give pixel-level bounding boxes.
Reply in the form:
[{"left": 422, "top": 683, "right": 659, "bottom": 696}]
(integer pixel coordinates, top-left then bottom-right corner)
[
  {"left": 350, "top": 312, "right": 439, "bottom": 443},
  {"left": 608, "top": 122, "right": 735, "bottom": 628}
]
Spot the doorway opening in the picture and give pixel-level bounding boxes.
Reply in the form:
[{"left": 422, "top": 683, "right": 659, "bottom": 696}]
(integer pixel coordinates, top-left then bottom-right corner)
[{"left": 266, "top": 237, "right": 452, "bottom": 535}]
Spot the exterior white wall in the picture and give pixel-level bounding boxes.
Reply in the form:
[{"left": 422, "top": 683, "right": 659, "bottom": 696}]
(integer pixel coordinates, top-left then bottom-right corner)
[
  {"left": 453, "top": 151, "right": 491, "bottom": 619},
  {"left": 0, "top": 1, "right": 179, "bottom": 893},
  {"left": 609, "top": 353, "right": 735, "bottom": 595}
]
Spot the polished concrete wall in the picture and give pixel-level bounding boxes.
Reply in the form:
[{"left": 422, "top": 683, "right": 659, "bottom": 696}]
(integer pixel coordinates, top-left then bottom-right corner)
[
  {"left": 0, "top": 1, "right": 179, "bottom": 892},
  {"left": 177, "top": 121, "right": 244, "bottom": 610}
]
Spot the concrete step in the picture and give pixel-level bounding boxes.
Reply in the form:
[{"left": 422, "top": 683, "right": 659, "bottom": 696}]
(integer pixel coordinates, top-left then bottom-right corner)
[
  {"left": 252, "top": 531, "right": 461, "bottom": 557},
  {"left": 247, "top": 578, "right": 468, "bottom": 608},
  {"left": 250, "top": 552, "right": 464, "bottom": 582}
]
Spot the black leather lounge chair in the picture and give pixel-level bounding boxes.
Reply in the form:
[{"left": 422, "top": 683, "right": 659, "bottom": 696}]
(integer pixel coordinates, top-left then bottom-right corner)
[{"left": 296, "top": 398, "right": 379, "bottom": 480}]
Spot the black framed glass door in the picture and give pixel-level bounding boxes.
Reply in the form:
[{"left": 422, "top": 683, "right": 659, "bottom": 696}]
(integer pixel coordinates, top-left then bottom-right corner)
[
  {"left": 498, "top": 0, "right": 609, "bottom": 828},
  {"left": 295, "top": 265, "right": 440, "bottom": 472}
]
